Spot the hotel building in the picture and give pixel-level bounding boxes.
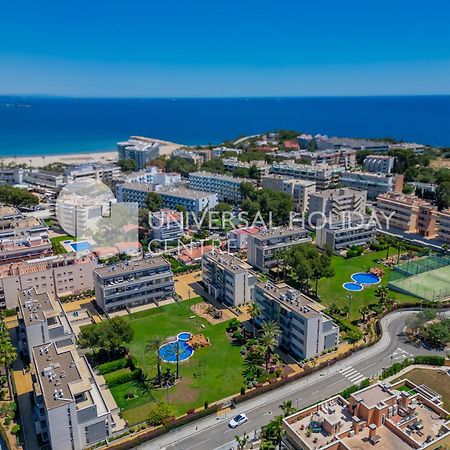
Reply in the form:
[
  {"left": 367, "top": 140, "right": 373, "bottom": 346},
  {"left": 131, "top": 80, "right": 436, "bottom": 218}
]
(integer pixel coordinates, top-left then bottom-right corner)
[
  {"left": 202, "top": 251, "right": 257, "bottom": 307},
  {"left": 0, "top": 252, "right": 97, "bottom": 309},
  {"left": 94, "top": 257, "right": 174, "bottom": 312},
  {"left": 316, "top": 214, "right": 377, "bottom": 251},
  {"left": 117, "top": 136, "right": 161, "bottom": 170},
  {"left": 254, "top": 282, "right": 339, "bottom": 360},
  {"left": 270, "top": 162, "right": 343, "bottom": 190},
  {"left": 189, "top": 171, "right": 253, "bottom": 203},
  {"left": 363, "top": 154, "right": 395, "bottom": 174},
  {"left": 376, "top": 192, "right": 438, "bottom": 238},
  {"left": 283, "top": 379, "right": 450, "bottom": 450},
  {"left": 308, "top": 188, "right": 367, "bottom": 225},
  {"left": 339, "top": 171, "right": 404, "bottom": 199},
  {"left": 247, "top": 227, "right": 311, "bottom": 272}
]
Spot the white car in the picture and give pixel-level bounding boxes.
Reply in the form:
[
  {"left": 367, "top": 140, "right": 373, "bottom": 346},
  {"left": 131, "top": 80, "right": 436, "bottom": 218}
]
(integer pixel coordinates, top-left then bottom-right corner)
[{"left": 229, "top": 413, "right": 248, "bottom": 428}]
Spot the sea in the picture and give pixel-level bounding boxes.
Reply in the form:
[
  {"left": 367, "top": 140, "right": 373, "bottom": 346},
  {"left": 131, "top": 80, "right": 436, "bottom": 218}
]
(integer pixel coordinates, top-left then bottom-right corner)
[{"left": 1, "top": 95, "right": 450, "bottom": 156}]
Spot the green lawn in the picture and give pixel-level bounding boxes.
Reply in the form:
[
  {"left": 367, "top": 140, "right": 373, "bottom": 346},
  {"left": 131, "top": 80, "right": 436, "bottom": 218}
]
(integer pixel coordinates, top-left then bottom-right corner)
[
  {"left": 112, "top": 298, "right": 245, "bottom": 424},
  {"left": 317, "top": 250, "right": 420, "bottom": 325},
  {"left": 50, "top": 234, "right": 71, "bottom": 254}
]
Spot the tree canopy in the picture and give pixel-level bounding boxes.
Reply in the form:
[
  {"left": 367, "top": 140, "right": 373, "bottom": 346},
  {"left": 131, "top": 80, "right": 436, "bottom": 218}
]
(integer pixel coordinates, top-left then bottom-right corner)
[{"left": 0, "top": 185, "right": 39, "bottom": 207}]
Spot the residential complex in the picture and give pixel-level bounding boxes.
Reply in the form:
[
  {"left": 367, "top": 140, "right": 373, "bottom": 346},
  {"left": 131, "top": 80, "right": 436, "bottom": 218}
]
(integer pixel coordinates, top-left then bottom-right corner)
[
  {"left": 254, "top": 282, "right": 339, "bottom": 360},
  {"left": 283, "top": 379, "right": 450, "bottom": 450},
  {"left": 438, "top": 209, "right": 450, "bottom": 243},
  {"left": 189, "top": 171, "right": 252, "bottom": 203},
  {"left": 290, "top": 149, "right": 356, "bottom": 169},
  {"left": 151, "top": 209, "right": 184, "bottom": 242},
  {"left": 227, "top": 226, "right": 263, "bottom": 251},
  {"left": 271, "top": 162, "right": 343, "bottom": 190},
  {"left": 308, "top": 188, "right": 367, "bottom": 225},
  {"left": 298, "top": 134, "right": 391, "bottom": 152},
  {"left": 117, "top": 136, "right": 161, "bottom": 170},
  {"left": 363, "top": 154, "right": 395, "bottom": 174},
  {"left": 202, "top": 251, "right": 257, "bottom": 306},
  {"left": 0, "top": 252, "right": 97, "bottom": 309},
  {"left": 261, "top": 175, "right": 316, "bottom": 212},
  {"left": 247, "top": 227, "right": 311, "bottom": 272},
  {"left": 31, "top": 341, "right": 114, "bottom": 450},
  {"left": 93, "top": 257, "right": 174, "bottom": 312},
  {"left": 316, "top": 214, "right": 377, "bottom": 250},
  {"left": 116, "top": 182, "right": 218, "bottom": 213},
  {"left": 376, "top": 192, "right": 438, "bottom": 238},
  {"left": 340, "top": 171, "right": 404, "bottom": 199}
]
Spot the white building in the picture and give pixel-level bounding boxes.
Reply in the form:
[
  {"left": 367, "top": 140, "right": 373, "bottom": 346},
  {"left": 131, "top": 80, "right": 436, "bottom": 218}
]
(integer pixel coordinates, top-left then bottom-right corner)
[
  {"left": 247, "top": 227, "right": 311, "bottom": 272},
  {"left": 202, "top": 251, "right": 257, "bottom": 306},
  {"left": 117, "top": 136, "right": 161, "bottom": 170},
  {"left": 254, "top": 282, "right": 339, "bottom": 360},
  {"left": 316, "top": 214, "right": 377, "bottom": 250},
  {"left": 363, "top": 154, "right": 395, "bottom": 174},
  {"left": 340, "top": 171, "right": 404, "bottom": 200},
  {"left": 189, "top": 171, "right": 253, "bottom": 203},
  {"left": 151, "top": 209, "right": 184, "bottom": 242}
]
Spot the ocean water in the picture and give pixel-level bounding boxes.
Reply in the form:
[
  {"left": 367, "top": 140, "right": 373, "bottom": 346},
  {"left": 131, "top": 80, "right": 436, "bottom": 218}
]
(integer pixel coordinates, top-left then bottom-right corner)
[{"left": 1, "top": 96, "right": 450, "bottom": 156}]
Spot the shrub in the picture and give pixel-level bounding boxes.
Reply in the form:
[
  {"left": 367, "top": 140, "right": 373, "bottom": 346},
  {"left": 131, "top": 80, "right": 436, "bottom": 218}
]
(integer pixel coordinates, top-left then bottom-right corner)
[
  {"left": 11, "top": 424, "right": 20, "bottom": 435},
  {"left": 105, "top": 369, "right": 143, "bottom": 387},
  {"left": 97, "top": 358, "right": 128, "bottom": 375},
  {"left": 240, "top": 387, "right": 246, "bottom": 395},
  {"left": 147, "top": 402, "right": 173, "bottom": 426}
]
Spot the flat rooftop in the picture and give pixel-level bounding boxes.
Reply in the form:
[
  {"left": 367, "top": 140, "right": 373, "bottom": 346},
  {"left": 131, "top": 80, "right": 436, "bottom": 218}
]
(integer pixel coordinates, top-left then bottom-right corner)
[
  {"left": 352, "top": 383, "right": 394, "bottom": 408},
  {"left": 17, "top": 288, "right": 61, "bottom": 326},
  {"left": 250, "top": 226, "right": 309, "bottom": 240},
  {"left": 157, "top": 185, "right": 218, "bottom": 199},
  {"left": 189, "top": 171, "right": 251, "bottom": 183},
  {"left": 94, "top": 256, "right": 170, "bottom": 278},
  {"left": 203, "top": 251, "right": 252, "bottom": 273},
  {"left": 256, "top": 282, "right": 323, "bottom": 318}
]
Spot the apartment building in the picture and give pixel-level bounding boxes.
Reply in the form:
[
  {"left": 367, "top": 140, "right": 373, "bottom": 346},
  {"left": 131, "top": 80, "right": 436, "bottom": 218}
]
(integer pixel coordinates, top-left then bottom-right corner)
[
  {"left": 151, "top": 209, "right": 184, "bottom": 242},
  {"left": 340, "top": 171, "right": 404, "bottom": 199},
  {"left": 227, "top": 226, "right": 263, "bottom": 251},
  {"left": 202, "top": 251, "right": 257, "bottom": 306},
  {"left": 31, "top": 342, "right": 114, "bottom": 450},
  {"left": 261, "top": 175, "right": 316, "bottom": 213},
  {"left": 363, "top": 154, "right": 395, "bottom": 174},
  {"left": 117, "top": 136, "right": 161, "bottom": 170},
  {"left": 17, "top": 288, "right": 74, "bottom": 353},
  {"left": 64, "top": 163, "right": 121, "bottom": 183},
  {"left": 222, "top": 157, "right": 270, "bottom": 179},
  {"left": 94, "top": 257, "right": 174, "bottom": 312},
  {"left": 270, "top": 162, "right": 343, "bottom": 190},
  {"left": 308, "top": 188, "right": 367, "bottom": 225},
  {"left": 172, "top": 149, "right": 205, "bottom": 167},
  {"left": 116, "top": 182, "right": 218, "bottom": 213},
  {"left": 23, "top": 170, "right": 66, "bottom": 191},
  {"left": 438, "top": 209, "right": 450, "bottom": 243},
  {"left": 316, "top": 214, "right": 377, "bottom": 250},
  {"left": 376, "top": 192, "right": 438, "bottom": 238},
  {"left": 283, "top": 379, "right": 450, "bottom": 450},
  {"left": 247, "top": 227, "right": 311, "bottom": 272},
  {"left": 0, "top": 205, "right": 48, "bottom": 238},
  {"left": 296, "top": 149, "right": 356, "bottom": 169},
  {"left": 0, "top": 252, "right": 97, "bottom": 309},
  {"left": 189, "top": 171, "right": 253, "bottom": 203},
  {"left": 0, "top": 167, "right": 24, "bottom": 185},
  {"left": 254, "top": 282, "right": 339, "bottom": 360}
]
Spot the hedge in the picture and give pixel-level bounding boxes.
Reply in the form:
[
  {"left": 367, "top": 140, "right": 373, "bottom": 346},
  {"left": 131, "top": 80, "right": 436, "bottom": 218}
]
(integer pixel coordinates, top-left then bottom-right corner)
[
  {"left": 380, "top": 355, "right": 445, "bottom": 379},
  {"left": 104, "top": 369, "right": 142, "bottom": 388},
  {"left": 97, "top": 358, "right": 129, "bottom": 375}
]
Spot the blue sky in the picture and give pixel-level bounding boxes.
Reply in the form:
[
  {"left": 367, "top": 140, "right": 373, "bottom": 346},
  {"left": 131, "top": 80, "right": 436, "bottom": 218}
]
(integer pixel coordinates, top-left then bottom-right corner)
[{"left": 1, "top": 0, "right": 450, "bottom": 97}]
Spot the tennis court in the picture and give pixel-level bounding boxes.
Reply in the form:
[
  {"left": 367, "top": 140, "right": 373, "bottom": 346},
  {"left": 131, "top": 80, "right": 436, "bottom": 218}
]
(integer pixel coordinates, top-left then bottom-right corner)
[{"left": 389, "top": 261, "right": 450, "bottom": 302}]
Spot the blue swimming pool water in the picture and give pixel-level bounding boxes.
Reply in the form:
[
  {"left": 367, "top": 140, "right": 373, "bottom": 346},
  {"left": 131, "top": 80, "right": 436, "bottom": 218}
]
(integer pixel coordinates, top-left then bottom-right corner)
[
  {"left": 70, "top": 241, "right": 91, "bottom": 252},
  {"left": 343, "top": 282, "right": 364, "bottom": 292},
  {"left": 159, "top": 340, "right": 194, "bottom": 363},
  {"left": 351, "top": 272, "right": 381, "bottom": 285},
  {"left": 177, "top": 332, "right": 192, "bottom": 341}
]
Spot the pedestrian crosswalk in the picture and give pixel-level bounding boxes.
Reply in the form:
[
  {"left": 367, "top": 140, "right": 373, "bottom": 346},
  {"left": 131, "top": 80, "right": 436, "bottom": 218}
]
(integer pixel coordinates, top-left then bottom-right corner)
[
  {"left": 391, "top": 347, "right": 414, "bottom": 361},
  {"left": 340, "top": 366, "right": 366, "bottom": 384}
]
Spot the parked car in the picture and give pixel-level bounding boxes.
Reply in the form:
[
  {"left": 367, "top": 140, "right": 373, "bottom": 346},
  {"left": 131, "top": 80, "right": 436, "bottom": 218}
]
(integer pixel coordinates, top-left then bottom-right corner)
[{"left": 229, "top": 413, "right": 248, "bottom": 428}]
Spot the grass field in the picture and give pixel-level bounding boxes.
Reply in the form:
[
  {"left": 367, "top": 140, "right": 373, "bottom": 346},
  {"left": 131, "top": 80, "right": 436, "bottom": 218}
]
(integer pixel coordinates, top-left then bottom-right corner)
[
  {"left": 389, "top": 265, "right": 450, "bottom": 301},
  {"left": 110, "top": 298, "right": 245, "bottom": 424},
  {"left": 317, "top": 250, "right": 419, "bottom": 325},
  {"left": 393, "top": 368, "right": 450, "bottom": 411},
  {"left": 50, "top": 234, "right": 70, "bottom": 254}
]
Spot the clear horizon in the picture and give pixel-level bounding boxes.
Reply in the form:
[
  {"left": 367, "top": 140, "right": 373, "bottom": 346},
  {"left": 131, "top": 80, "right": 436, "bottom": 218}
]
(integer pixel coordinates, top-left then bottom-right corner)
[{"left": 2, "top": 0, "right": 450, "bottom": 97}]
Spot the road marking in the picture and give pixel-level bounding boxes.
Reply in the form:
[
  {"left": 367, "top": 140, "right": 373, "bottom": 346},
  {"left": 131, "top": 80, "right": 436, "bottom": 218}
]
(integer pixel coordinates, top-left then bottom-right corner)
[
  {"left": 340, "top": 366, "right": 355, "bottom": 375},
  {"left": 340, "top": 365, "right": 366, "bottom": 384}
]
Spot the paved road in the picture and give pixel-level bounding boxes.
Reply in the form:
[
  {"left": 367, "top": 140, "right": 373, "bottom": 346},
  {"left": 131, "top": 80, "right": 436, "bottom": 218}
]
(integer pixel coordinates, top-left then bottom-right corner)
[{"left": 142, "top": 309, "right": 449, "bottom": 450}]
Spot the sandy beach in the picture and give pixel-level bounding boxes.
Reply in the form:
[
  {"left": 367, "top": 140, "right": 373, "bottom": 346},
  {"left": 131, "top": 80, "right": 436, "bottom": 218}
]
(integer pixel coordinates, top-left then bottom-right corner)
[{"left": 0, "top": 138, "right": 184, "bottom": 168}]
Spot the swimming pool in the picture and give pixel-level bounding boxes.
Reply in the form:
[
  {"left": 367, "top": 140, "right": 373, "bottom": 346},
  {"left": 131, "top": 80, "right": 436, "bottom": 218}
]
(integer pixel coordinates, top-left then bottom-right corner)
[
  {"left": 159, "top": 332, "right": 194, "bottom": 363},
  {"left": 70, "top": 241, "right": 91, "bottom": 252},
  {"left": 343, "top": 282, "right": 364, "bottom": 292},
  {"left": 351, "top": 272, "right": 381, "bottom": 285}
]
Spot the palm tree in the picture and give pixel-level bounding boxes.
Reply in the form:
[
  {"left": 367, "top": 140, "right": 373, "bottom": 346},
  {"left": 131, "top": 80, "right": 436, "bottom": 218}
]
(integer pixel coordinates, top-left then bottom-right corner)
[
  {"left": 145, "top": 336, "right": 166, "bottom": 387},
  {"left": 375, "top": 286, "right": 390, "bottom": 310},
  {"left": 359, "top": 305, "right": 370, "bottom": 322},
  {"left": 248, "top": 303, "right": 261, "bottom": 338},
  {"left": 235, "top": 432, "right": 249, "bottom": 450},
  {"left": 259, "top": 321, "right": 281, "bottom": 370},
  {"left": 280, "top": 400, "right": 296, "bottom": 417},
  {"left": 273, "top": 248, "right": 287, "bottom": 281}
]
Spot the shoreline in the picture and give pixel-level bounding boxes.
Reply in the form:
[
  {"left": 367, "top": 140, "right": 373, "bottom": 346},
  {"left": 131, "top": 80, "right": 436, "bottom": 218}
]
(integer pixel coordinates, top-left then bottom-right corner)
[{"left": 0, "top": 138, "right": 185, "bottom": 168}]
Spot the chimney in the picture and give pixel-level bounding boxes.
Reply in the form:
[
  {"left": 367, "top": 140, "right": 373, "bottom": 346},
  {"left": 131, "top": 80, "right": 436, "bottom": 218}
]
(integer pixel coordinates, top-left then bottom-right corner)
[
  {"left": 352, "top": 416, "right": 362, "bottom": 435},
  {"left": 368, "top": 423, "right": 377, "bottom": 439},
  {"left": 400, "top": 391, "right": 411, "bottom": 408}
]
